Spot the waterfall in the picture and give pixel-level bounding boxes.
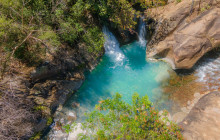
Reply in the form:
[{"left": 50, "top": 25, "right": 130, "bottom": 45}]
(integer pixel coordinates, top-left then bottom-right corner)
[
  {"left": 138, "top": 16, "right": 147, "bottom": 47},
  {"left": 103, "top": 26, "right": 125, "bottom": 65}
]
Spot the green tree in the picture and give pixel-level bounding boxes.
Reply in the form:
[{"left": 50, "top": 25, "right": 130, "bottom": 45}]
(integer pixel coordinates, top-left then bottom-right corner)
[
  {"left": 77, "top": 93, "right": 183, "bottom": 139},
  {"left": 0, "top": 0, "right": 168, "bottom": 77}
]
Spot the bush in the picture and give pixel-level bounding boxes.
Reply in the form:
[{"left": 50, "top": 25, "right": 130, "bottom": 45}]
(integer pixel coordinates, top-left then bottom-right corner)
[
  {"left": 76, "top": 93, "right": 183, "bottom": 139},
  {"left": 0, "top": 90, "right": 39, "bottom": 139}
]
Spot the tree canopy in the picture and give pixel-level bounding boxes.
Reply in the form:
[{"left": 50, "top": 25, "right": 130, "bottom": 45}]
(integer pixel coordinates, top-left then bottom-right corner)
[{"left": 0, "top": 0, "right": 167, "bottom": 66}]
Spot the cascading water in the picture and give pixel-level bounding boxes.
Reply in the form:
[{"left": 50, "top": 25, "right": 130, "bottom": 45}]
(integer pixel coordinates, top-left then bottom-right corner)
[
  {"left": 138, "top": 16, "right": 147, "bottom": 47},
  {"left": 195, "top": 52, "right": 220, "bottom": 91},
  {"left": 103, "top": 26, "right": 125, "bottom": 65}
]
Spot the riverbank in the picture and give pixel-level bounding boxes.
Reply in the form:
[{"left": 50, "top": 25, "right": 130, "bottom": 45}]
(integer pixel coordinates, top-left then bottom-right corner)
[{"left": 145, "top": 0, "right": 220, "bottom": 138}]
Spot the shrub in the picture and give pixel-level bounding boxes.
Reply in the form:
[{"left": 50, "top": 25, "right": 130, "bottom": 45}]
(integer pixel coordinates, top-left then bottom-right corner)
[
  {"left": 0, "top": 90, "right": 39, "bottom": 139},
  {"left": 76, "top": 93, "right": 183, "bottom": 139}
]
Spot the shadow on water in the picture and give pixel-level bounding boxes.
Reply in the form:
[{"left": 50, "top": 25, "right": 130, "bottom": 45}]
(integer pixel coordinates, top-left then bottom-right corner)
[{"left": 64, "top": 56, "right": 114, "bottom": 108}]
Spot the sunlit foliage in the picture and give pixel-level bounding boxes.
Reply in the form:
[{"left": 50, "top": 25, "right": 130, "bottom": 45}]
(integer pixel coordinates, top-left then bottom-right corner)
[{"left": 77, "top": 93, "right": 183, "bottom": 139}]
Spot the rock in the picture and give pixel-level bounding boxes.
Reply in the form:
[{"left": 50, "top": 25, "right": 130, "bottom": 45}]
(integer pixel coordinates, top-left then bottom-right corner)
[
  {"left": 34, "top": 119, "right": 47, "bottom": 132},
  {"left": 68, "top": 123, "right": 87, "bottom": 140},
  {"left": 194, "top": 92, "right": 200, "bottom": 98},
  {"left": 181, "top": 107, "right": 189, "bottom": 113},
  {"left": 51, "top": 130, "right": 68, "bottom": 140},
  {"left": 66, "top": 111, "right": 77, "bottom": 122},
  {"left": 187, "top": 100, "right": 191, "bottom": 106},
  {"left": 172, "top": 112, "right": 187, "bottom": 123},
  {"left": 147, "top": 0, "right": 220, "bottom": 69},
  {"left": 57, "top": 105, "right": 63, "bottom": 112},
  {"left": 72, "top": 102, "right": 80, "bottom": 108},
  {"left": 179, "top": 91, "right": 220, "bottom": 139}
]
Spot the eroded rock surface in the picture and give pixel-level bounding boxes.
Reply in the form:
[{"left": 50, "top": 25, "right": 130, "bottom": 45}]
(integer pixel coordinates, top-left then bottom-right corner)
[
  {"left": 179, "top": 91, "right": 220, "bottom": 139},
  {"left": 147, "top": 0, "right": 220, "bottom": 69}
]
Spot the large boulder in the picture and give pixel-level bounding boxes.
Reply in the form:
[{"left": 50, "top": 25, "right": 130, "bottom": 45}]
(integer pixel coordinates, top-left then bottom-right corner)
[
  {"left": 179, "top": 91, "right": 220, "bottom": 139},
  {"left": 147, "top": 0, "right": 220, "bottom": 69}
]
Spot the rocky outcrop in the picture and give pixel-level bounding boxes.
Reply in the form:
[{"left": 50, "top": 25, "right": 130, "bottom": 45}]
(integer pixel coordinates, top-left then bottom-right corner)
[
  {"left": 28, "top": 43, "right": 104, "bottom": 115},
  {"left": 179, "top": 91, "right": 220, "bottom": 139},
  {"left": 146, "top": 0, "right": 220, "bottom": 69},
  {"left": 0, "top": 43, "right": 104, "bottom": 138}
]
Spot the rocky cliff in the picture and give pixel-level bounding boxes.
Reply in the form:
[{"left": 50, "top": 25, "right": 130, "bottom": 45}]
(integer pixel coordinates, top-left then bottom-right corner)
[{"left": 146, "top": 0, "right": 220, "bottom": 69}]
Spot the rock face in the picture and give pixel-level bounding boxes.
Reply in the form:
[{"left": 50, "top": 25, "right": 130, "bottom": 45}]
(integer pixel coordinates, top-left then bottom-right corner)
[
  {"left": 0, "top": 43, "right": 104, "bottom": 138},
  {"left": 179, "top": 91, "right": 220, "bottom": 139},
  {"left": 27, "top": 43, "right": 104, "bottom": 117},
  {"left": 147, "top": 0, "right": 220, "bottom": 69}
]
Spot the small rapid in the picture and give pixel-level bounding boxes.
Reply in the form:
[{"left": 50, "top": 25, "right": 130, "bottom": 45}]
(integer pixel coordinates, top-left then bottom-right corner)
[{"left": 195, "top": 52, "right": 220, "bottom": 91}]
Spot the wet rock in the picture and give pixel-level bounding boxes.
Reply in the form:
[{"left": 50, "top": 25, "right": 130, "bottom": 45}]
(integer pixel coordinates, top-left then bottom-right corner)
[
  {"left": 72, "top": 102, "right": 80, "bottom": 108},
  {"left": 179, "top": 91, "right": 220, "bottom": 139}
]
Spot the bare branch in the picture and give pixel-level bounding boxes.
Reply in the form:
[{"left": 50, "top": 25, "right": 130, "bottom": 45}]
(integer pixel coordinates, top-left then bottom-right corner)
[
  {"left": 30, "top": 36, "right": 54, "bottom": 55},
  {"left": 9, "top": 7, "right": 22, "bottom": 18},
  {"left": 11, "top": 31, "right": 33, "bottom": 58}
]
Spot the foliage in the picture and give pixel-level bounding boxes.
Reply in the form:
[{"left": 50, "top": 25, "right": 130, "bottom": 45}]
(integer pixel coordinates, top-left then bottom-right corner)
[
  {"left": 62, "top": 123, "right": 76, "bottom": 134},
  {"left": 200, "top": 4, "right": 211, "bottom": 12},
  {"left": 30, "top": 132, "right": 42, "bottom": 140},
  {"left": 47, "top": 117, "right": 53, "bottom": 126},
  {"left": 0, "top": 0, "right": 168, "bottom": 72},
  {"left": 176, "top": 0, "right": 182, "bottom": 3},
  {"left": 134, "top": 0, "right": 168, "bottom": 8},
  {"left": 34, "top": 105, "right": 47, "bottom": 111},
  {"left": 76, "top": 93, "right": 183, "bottom": 139}
]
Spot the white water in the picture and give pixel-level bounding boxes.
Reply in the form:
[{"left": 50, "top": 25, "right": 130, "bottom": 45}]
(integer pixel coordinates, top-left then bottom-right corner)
[
  {"left": 103, "top": 26, "right": 125, "bottom": 65},
  {"left": 138, "top": 16, "right": 147, "bottom": 47},
  {"left": 195, "top": 53, "right": 220, "bottom": 90}
]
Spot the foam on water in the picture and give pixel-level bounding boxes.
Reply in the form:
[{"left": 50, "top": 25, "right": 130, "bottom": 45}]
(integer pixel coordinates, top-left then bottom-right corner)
[
  {"left": 103, "top": 26, "right": 125, "bottom": 66},
  {"left": 195, "top": 53, "right": 220, "bottom": 90}
]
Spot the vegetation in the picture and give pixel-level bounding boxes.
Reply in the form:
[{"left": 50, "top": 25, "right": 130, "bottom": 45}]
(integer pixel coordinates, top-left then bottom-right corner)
[
  {"left": 0, "top": 90, "right": 39, "bottom": 139},
  {"left": 0, "top": 0, "right": 169, "bottom": 139},
  {"left": 0, "top": 0, "right": 168, "bottom": 72},
  {"left": 71, "top": 93, "right": 183, "bottom": 139},
  {"left": 176, "top": 0, "right": 182, "bottom": 3}
]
